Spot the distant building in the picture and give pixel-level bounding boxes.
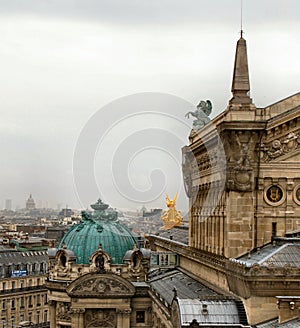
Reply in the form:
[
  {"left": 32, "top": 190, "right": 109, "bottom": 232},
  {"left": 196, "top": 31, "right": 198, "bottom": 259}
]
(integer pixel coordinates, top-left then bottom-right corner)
[
  {"left": 45, "top": 226, "right": 70, "bottom": 246},
  {"left": 26, "top": 194, "right": 36, "bottom": 210},
  {"left": 5, "top": 199, "right": 12, "bottom": 211},
  {"left": 0, "top": 246, "right": 49, "bottom": 327},
  {"left": 58, "top": 207, "right": 74, "bottom": 218},
  {"left": 142, "top": 208, "right": 162, "bottom": 218}
]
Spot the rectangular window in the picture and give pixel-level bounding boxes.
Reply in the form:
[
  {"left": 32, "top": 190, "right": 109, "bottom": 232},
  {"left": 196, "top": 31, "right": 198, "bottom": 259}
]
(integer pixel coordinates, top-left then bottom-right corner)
[
  {"left": 36, "top": 295, "right": 40, "bottom": 306},
  {"left": 136, "top": 311, "right": 145, "bottom": 323},
  {"left": 2, "top": 300, "right": 6, "bottom": 310},
  {"left": 43, "top": 311, "right": 48, "bottom": 323},
  {"left": 11, "top": 298, "right": 15, "bottom": 310},
  {"left": 169, "top": 254, "right": 177, "bottom": 266},
  {"left": 272, "top": 222, "right": 277, "bottom": 238},
  {"left": 20, "top": 297, "right": 24, "bottom": 308},
  {"left": 11, "top": 281, "right": 15, "bottom": 290},
  {"left": 28, "top": 296, "right": 32, "bottom": 307},
  {"left": 2, "top": 282, "right": 6, "bottom": 291}
]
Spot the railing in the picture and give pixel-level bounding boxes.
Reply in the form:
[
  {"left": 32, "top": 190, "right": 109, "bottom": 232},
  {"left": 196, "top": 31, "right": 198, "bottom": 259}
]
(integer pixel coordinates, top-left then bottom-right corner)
[
  {"left": 0, "top": 285, "right": 47, "bottom": 295},
  {"left": 18, "top": 322, "right": 50, "bottom": 328}
]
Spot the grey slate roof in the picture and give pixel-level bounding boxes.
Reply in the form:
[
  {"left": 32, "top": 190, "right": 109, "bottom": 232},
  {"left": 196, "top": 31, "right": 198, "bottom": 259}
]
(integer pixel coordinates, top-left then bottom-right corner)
[
  {"left": 234, "top": 243, "right": 300, "bottom": 267},
  {"left": 149, "top": 268, "right": 218, "bottom": 305},
  {"left": 155, "top": 226, "right": 189, "bottom": 245},
  {"left": 255, "top": 318, "right": 300, "bottom": 328},
  {"left": 0, "top": 249, "right": 48, "bottom": 266}
]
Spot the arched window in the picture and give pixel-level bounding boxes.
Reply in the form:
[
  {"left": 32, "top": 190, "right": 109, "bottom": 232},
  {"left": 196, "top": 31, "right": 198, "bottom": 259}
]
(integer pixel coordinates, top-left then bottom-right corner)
[{"left": 59, "top": 254, "right": 67, "bottom": 267}]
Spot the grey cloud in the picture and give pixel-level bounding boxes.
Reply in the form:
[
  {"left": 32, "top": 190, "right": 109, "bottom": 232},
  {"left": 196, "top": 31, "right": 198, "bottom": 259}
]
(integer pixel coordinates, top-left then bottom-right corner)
[{"left": 0, "top": 0, "right": 297, "bottom": 26}]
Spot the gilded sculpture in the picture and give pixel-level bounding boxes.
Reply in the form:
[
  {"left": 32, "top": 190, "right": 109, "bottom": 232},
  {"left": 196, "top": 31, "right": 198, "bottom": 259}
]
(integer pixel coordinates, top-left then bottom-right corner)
[{"left": 160, "top": 193, "right": 183, "bottom": 230}]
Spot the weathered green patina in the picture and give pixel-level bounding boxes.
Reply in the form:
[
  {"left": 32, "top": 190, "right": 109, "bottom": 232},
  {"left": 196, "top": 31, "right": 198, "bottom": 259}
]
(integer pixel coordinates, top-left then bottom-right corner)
[{"left": 58, "top": 199, "right": 137, "bottom": 264}]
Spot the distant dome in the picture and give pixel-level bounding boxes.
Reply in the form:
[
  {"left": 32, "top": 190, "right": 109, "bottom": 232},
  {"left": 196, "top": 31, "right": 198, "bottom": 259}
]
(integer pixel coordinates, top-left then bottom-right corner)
[
  {"left": 26, "top": 193, "right": 36, "bottom": 210},
  {"left": 58, "top": 199, "right": 137, "bottom": 264}
]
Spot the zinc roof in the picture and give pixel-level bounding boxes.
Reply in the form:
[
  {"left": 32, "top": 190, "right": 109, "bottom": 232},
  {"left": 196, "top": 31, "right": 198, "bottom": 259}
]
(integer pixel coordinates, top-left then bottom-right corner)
[
  {"left": 178, "top": 298, "right": 240, "bottom": 326},
  {"left": 234, "top": 243, "right": 300, "bottom": 267},
  {"left": 255, "top": 317, "right": 300, "bottom": 328}
]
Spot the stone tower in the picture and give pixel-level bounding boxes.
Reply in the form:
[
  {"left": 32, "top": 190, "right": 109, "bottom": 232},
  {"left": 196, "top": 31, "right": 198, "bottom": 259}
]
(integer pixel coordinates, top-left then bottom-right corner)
[{"left": 184, "top": 34, "right": 300, "bottom": 258}]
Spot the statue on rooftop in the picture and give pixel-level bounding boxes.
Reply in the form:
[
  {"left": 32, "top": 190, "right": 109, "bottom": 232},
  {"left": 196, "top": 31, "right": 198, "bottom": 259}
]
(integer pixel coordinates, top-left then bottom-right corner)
[
  {"left": 160, "top": 193, "right": 183, "bottom": 230},
  {"left": 185, "top": 100, "right": 212, "bottom": 130}
]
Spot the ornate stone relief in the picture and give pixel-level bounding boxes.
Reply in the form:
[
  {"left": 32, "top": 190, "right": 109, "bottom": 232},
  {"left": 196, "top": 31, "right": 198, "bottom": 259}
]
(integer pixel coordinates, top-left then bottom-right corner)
[
  {"left": 56, "top": 302, "right": 72, "bottom": 321},
  {"left": 85, "top": 309, "right": 116, "bottom": 328},
  {"left": 67, "top": 274, "right": 135, "bottom": 297},
  {"left": 223, "top": 131, "right": 259, "bottom": 191},
  {"left": 261, "top": 131, "right": 300, "bottom": 162},
  {"left": 264, "top": 184, "right": 286, "bottom": 206}
]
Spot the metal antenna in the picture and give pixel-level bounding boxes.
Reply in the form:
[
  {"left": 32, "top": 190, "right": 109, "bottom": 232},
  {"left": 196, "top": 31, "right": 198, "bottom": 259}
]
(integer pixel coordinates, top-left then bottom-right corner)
[{"left": 240, "top": 0, "right": 243, "bottom": 37}]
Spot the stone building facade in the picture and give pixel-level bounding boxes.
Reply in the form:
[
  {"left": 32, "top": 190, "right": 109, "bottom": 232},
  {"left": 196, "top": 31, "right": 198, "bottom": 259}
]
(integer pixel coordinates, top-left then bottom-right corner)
[
  {"left": 46, "top": 200, "right": 153, "bottom": 328},
  {"left": 149, "top": 33, "right": 300, "bottom": 326},
  {"left": 0, "top": 247, "right": 49, "bottom": 327}
]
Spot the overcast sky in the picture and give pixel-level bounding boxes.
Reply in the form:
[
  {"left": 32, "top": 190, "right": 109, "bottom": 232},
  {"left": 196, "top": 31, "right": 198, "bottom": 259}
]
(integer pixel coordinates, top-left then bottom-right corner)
[{"left": 0, "top": 0, "right": 299, "bottom": 212}]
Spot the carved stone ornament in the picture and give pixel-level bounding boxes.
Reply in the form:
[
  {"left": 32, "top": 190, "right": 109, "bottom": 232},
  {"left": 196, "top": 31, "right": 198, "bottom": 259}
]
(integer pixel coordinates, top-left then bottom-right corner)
[
  {"left": 56, "top": 302, "right": 72, "bottom": 321},
  {"left": 71, "top": 308, "right": 85, "bottom": 314},
  {"left": 182, "top": 146, "right": 195, "bottom": 198},
  {"left": 85, "top": 309, "right": 116, "bottom": 328},
  {"left": 262, "top": 131, "right": 300, "bottom": 162},
  {"left": 67, "top": 273, "right": 135, "bottom": 298},
  {"left": 264, "top": 185, "right": 286, "bottom": 206},
  {"left": 224, "top": 131, "right": 257, "bottom": 191}
]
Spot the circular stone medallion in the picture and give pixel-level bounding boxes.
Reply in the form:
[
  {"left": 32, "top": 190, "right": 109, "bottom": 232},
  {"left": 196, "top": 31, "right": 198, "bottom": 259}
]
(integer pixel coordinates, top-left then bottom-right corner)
[
  {"left": 293, "top": 185, "right": 300, "bottom": 206},
  {"left": 264, "top": 185, "right": 285, "bottom": 206}
]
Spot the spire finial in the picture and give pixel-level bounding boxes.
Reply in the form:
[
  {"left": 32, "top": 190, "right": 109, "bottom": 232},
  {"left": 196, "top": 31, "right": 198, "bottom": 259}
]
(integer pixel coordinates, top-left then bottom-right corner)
[{"left": 229, "top": 32, "right": 253, "bottom": 106}]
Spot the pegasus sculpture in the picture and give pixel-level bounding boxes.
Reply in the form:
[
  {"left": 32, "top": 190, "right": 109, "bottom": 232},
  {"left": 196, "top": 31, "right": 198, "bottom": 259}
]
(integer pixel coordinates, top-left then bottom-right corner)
[{"left": 185, "top": 100, "right": 212, "bottom": 130}]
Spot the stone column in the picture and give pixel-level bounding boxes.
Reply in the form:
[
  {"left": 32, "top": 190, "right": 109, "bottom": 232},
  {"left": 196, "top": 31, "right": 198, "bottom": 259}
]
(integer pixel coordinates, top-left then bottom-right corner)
[
  {"left": 71, "top": 308, "right": 85, "bottom": 328},
  {"left": 117, "top": 308, "right": 131, "bottom": 327},
  {"left": 48, "top": 300, "right": 56, "bottom": 328}
]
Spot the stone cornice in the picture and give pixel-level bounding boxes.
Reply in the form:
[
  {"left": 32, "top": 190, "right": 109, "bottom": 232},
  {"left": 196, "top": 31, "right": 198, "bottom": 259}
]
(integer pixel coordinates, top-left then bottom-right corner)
[{"left": 148, "top": 236, "right": 226, "bottom": 273}]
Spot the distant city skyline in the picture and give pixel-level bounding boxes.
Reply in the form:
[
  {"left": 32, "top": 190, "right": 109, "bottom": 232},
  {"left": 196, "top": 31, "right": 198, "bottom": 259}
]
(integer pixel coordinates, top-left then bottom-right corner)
[{"left": 0, "top": 0, "right": 299, "bottom": 211}]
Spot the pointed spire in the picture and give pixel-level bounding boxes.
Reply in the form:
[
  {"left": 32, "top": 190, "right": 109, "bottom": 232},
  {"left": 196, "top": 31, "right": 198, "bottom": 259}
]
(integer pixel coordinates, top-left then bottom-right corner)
[{"left": 229, "top": 34, "right": 253, "bottom": 105}]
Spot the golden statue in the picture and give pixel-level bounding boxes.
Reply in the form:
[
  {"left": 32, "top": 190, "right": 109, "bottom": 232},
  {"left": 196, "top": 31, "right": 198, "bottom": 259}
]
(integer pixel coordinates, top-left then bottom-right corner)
[{"left": 160, "top": 193, "right": 183, "bottom": 230}]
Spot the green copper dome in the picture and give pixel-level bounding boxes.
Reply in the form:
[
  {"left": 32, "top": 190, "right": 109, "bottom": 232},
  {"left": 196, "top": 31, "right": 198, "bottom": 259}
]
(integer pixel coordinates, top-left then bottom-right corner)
[{"left": 58, "top": 199, "right": 137, "bottom": 264}]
